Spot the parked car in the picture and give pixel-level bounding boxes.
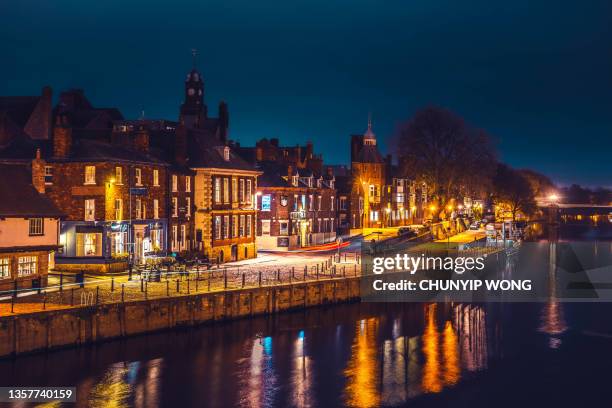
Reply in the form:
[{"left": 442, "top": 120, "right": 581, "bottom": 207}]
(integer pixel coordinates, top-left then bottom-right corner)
[
  {"left": 469, "top": 221, "right": 480, "bottom": 230},
  {"left": 397, "top": 227, "right": 417, "bottom": 238}
]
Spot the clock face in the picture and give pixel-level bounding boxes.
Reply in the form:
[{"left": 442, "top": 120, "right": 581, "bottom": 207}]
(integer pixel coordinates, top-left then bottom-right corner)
[
  {"left": 188, "top": 88, "right": 195, "bottom": 96},
  {"left": 280, "top": 196, "right": 288, "bottom": 207},
  {"left": 198, "top": 89, "right": 202, "bottom": 96}
]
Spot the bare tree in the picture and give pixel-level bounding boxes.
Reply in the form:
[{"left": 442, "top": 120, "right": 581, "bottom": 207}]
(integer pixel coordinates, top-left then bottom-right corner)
[{"left": 396, "top": 106, "right": 496, "bottom": 220}]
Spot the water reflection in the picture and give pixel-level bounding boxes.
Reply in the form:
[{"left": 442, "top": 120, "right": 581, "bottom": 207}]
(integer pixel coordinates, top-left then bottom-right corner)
[
  {"left": 344, "top": 318, "right": 381, "bottom": 408},
  {"left": 239, "top": 336, "right": 278, "bottom": 408},
  {"left": 291, "top": 330, "right": 314, "bottom": 408},
  {"left": 539, "top": 240, "right": 568, "bottom": 349}
]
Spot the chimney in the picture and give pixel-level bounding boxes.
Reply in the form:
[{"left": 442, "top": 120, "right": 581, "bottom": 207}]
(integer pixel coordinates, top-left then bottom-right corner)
[
  {"left": 31, "top": 148, "right": 46, "bottom": 194},
  {"left": 287, "top": 164, "right": 294, "bottom": 179},
  {"left": 175, "top": 124, "right": 187, "bottom": 166},
  {"left": 53, "top": 114, "right": 72, "bottom": 158},
  {"left": 306, "top": 141, "right": 313, "bottom": 158},
  {"left": 133, "top": 125, "right": 150, "bottom": 153}
]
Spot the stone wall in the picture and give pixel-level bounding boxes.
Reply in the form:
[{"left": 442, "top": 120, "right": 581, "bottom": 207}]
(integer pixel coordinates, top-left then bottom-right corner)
[{"left": 0, "top": 277, "right": 360, "bottom": 358}]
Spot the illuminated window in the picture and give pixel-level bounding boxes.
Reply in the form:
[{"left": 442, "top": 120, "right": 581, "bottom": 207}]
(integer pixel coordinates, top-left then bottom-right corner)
[
  {"left": 214, "top": 216, "right": 222, "bottom": 240},
  {"left": 153, "top": 169, "right": 159, "bottom": 186},
  {"left": 185, "top": 176, "right": 191, "bottom": 192},
  {"left": 172, "top": 197, "right": 178, "bottom": 217},
  {"left": 29, "top": 218, "right": 44, "bottom": 236},
  {"left": 135, "top": 168, "right": 142, "bottom": 186},
  {"left": 115, "top": 166, "right": 123, "bottom": 184},
  {"left": 223, "top": 215, "right": 230, "bottom": 239},
  {"left": 239, "top": 179, "right": 245, "bottom": 202},
  {"left": 84, "top": 166, "right": 96, "bottom": 185},
  {"left": 18, "top": 256, "right": 37, "bottom": 276},
  {"left": 223, "top": 178, "right": 229, "bottom": 203},
  {"left": 214, "top": 178, "right": 222, "bottom": 203},
  {"left": 246, "top": 180, "right": 252, "bottom": 203},
  {"left": 114, "top": 199, "right": 123, "bottom": 220},
  {"left": 232, "top": 178, "right": 238, "bottom": 203},
  {"left": 0, "top": 258, "right": 9, "bottom": 279},
  {"left": 239, "top": 215, "right": 245, "bottom": 236},
  {"left": 153, "top": 199, "right": 159, "bottom": 219},
  {"left": 44, "top": 166, "right": 53, "bottom": 185},
  {"left": 135, "top": 198, "right": 142, "bottom": 219},
  {"left": 246, "top": 215, "right": 252, "bottom": 237},
  {"left": 172, "top": 175, "right": 178, "bottom": 192},
  {"left": 331, "top": 196, "right": 335, "bottom": 211},
  {"left": 85, "top": 199, "right": 95, "bottom": 221},
  {"left": 172, "top": 225, "right": 178, "bottom": 250}
]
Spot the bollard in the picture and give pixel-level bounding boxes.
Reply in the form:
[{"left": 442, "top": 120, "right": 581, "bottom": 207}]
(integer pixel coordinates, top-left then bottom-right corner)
[
  {"left": 354, "top": 264, "right": 357, "bottom": 276},
  {"left": 80, "top": 271, "right": 85, "bottom": 288},
  {"left": 140, "top": 279, "right": 144, "bottom": 292},
  {"left": 258, "top": 271, "right": 262, "bottom": 287},
  {"left": 111, "top": 278, "right": 115, "bottom": 292},
  {"left": 96, "top": 286, "right": 99, "bottom": 305},
  {"left": 242, "top": 273, "right": 246, "bottom": 288},
  {"left": 292, "top": 267, "right": 295, "bottom": 280},
  {"left": 43, "top": 291, "right": 46, "bottom": 310},
  {"left": 60, "top": 272, "right": 64, "bottom": 292},
  {"left": 196, "top": 278, "right": 199, "bottom": 292},
  {"left": 176, "top": 279, "right": 180, "bottom": 293},
  {"left": 208, "top": 275, "right": 211, "bottom": 292},
  {"left": 343, "top": 266, "right": 346, "bottom": 278},
  {"left": 317, "top": 267, "right": 319, "bottom": 280},
  {"left": 304, "top": 266, "right": 307, "bottom": 281},
  {"left": 13, "top": 281, "right": 17, "bottom": 298},
  {"left": 224, "top": 271, "right": 228, "bottom": 289},
  {"left": 145, "top": 281, "right": 148, "bottom": 299},
  {"left": 71, "top": 288, "right": 74, "bottom": 306},
  {"left": 187, "top": 279, "right": 190, "bottom": 295},
  {"left": 11, "top": 296, "right": 14, "bottom": 313},
  {"left": 277, "top": 269, "right": 280, "bottom": 282},
  {"left": 122, "top": 284, "right": 125, "bottom": 303},
  {"left": 166, "top": 280, "right": 170, "bottom": 296}
]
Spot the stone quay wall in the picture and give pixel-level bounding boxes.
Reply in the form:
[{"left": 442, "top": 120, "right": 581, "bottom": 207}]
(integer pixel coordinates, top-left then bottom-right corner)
[{"left": 0, "top": 277, "right": 360, "bottom": 358}]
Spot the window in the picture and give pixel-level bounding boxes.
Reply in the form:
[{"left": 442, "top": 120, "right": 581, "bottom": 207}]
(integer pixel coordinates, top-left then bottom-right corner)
[
  {"left": 331, "top": 218, "right": 335, "bottom": 231},
  {"left": 172, "top": 197, "right": 178, "bottom": 217},
  {"left": 77, "top": 233, "right": 102, "bottom": 256},
  {"left": 214, "top": 178, "right": 222, "bottom": 203},
  {"left": 292, "top": 175, "right": 298, "bottom": 186},
  {"left": 340, "top": 197, "right": 347, "bottom": 210},
  {"left": 84, "top": 166, "right": 96, "bottom": 185},
  {"left": 369, "top": 184, "right": 376, "bottom": 197},
  {"left": 261, "top": 220, "right": 271, "bottom": 235},
  {"left": 246, "top": 180, "right": 252, "bottom": 203},
  {"left": 180, "top": 224, "right": 186, "bottom": 248},
  {"left": 214, "top": 216, "right": 222, "bottom": 240},
  {"left": 135, "top": 198, "right": 142, "bottom": 219},
  {"left": 239, "top": 179, "right": 245, "bottom": 202},
  {"left": 18, "top": 256, "right": 37, "bottom": 276},
  {"left": 239, "top": 215, "right": 245, "bottom": 237},
  {"left": 232, "top": 178, "right": 237, "bottom": 203},
  {"left": 185, "top": 176, "right": 191, "bottom": 192},
  {"left": 280, "top": 221, "right": 288, "bottom": 235},
  {"left": 223, "top": 178, "right": 229, "bottom": 203},
  {"left": 223, "top": 146, "right": 230, "bottom": 161},
  {"left": 172, "top": 225, "right": 178, "bottom": 251},
  {"left": 317, "top": 196, "right": 322, "bottom": 211},
  {"left": 153, "top": 169, "right": 159, "bottom": 186},
  {"left": 0, "top": 258, "right": 10, "bottom": 279},
  {"left": 172, "top": 175, "right": 178, "bottom": 192},
  {"left": 309, "top": 195, "right": 313, "bottom": 210},
  {"left": 142, "top": 202, "right": 146, "bottom": 219},
  {"left": 294, "top": 195, "right": 298, "bottom": 211},
  {"left": 186, "top": 197, "right": 191, "bottom": 217},
  {"left": 85, "top": 199, "right": 95, "bottom": 221},
  {"left": 135, "top": 168, "right": 142, "bottom": 186},
  {"left": 29, "top": 218, "right": 44, "bottom": 236},
  {"left": 153, "top": 199, "right": 159, "bottom": 219},
  {"left": 44, "top": 166, "right": 53, "bottom": 185},
  {"left": 331, "top": 196, "right": 335, "bottom": 211},
  {"left": 223, "top": 215, "right": 230, "bottom": 239},
  {"left": 233, "top": 215, "right": 239, "bottom": 237},
  {"left": 114, "top": 199, "right": 123, "bottom": 220},
  {"left": 246, "top": 215, "right": 252, "bottom": 236},
  {"left": 115, "top": 166, "right": 123, "bottom": 184}
]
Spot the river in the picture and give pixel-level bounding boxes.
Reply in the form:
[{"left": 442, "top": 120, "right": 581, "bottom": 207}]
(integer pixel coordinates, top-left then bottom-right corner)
[{"left": 1, "top": 223, "right": 611, "bottom": 407}]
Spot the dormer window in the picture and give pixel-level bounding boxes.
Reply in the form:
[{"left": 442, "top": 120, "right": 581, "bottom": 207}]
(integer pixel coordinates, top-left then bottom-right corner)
[
  {"left": 223, "top": 146, "right": 230, "bottom": 161},
  {"left": 292, "top": 175, "right": 298, "bottom": 187}
]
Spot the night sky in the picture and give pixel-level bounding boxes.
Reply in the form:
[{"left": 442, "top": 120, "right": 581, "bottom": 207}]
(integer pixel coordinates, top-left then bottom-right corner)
[{"left": 1, "top": 0, "right": 611, "bottom": 186}]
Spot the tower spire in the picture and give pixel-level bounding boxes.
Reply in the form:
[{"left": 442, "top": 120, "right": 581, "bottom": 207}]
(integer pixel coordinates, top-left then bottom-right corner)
[
  {"left": 191, "top": 48, "right": 198, "bottom": 69},
  {"left": 367, "top": 112, "right": 372, "bottom": 131}
]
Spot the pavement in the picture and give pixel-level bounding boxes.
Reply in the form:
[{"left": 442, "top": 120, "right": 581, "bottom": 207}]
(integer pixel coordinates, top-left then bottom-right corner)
[{"left": 435, "top": 229, "right": 486, "bottom": 244}]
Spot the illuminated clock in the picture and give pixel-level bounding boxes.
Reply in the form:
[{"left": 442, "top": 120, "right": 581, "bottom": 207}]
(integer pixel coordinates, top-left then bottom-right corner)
[
  {"left": 280, "top": 196, "right": 288, "bottom": 207},
  {"left": 188, "top": 88, "right": 195, "bottom": 96}
]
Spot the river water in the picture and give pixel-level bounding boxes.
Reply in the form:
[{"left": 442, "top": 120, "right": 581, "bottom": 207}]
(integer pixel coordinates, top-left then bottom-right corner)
[{"left": 1, "top": 224, "right": 611, "bottom": 408}]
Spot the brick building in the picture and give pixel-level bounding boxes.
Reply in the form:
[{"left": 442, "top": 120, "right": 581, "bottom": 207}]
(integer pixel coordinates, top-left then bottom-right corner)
[
  {"left": 46, "top": 115, "right": 170, "bottom": 271},
  {"left": 256, "top": 163, "right": 337, "bottom": 250},
  {"left": 0, "top": 158, "right": 63, "bottom": 291}
]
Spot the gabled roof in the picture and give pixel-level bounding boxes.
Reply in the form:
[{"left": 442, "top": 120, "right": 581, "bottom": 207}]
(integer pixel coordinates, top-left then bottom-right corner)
[
  {"left": 50, "top": 139, "right": 167, "bottom": 165},
  {"left": 188, "top": 131, "right": 257, "bottom": 172},
  {"left": 0, "top": 164, "right": 63, "bottom": 218}
]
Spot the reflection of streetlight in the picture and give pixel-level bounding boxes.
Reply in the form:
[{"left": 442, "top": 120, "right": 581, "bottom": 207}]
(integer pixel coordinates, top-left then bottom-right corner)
[{"left": 549, "top": 194, "right": 559, "bottom": 203}]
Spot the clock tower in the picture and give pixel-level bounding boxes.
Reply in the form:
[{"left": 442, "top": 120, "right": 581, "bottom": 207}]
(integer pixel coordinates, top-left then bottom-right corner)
[{"left": 180, "top": 66, "right": 207, "bottom": 128}]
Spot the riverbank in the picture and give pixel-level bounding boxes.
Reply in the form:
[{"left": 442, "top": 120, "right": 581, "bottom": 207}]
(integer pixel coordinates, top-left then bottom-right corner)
[{"left": 0, "top": 276, "right": 360, "bottom": 359}]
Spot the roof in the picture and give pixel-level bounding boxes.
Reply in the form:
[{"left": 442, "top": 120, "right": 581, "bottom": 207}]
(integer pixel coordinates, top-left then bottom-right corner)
[
  {"left": 0, "top": 164, "right": 63, "bottom": 218},
  {"left": 188, "top": 130, "right": 257, "bottom": 172},
  {"left": 51, "top": 139, "right": 168, "bottom": 165}
]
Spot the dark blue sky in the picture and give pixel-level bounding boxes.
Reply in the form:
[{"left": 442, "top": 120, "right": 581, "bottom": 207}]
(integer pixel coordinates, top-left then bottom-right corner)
[{"left": 1, "top": 0, "right": 611, "bottom": 186}]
